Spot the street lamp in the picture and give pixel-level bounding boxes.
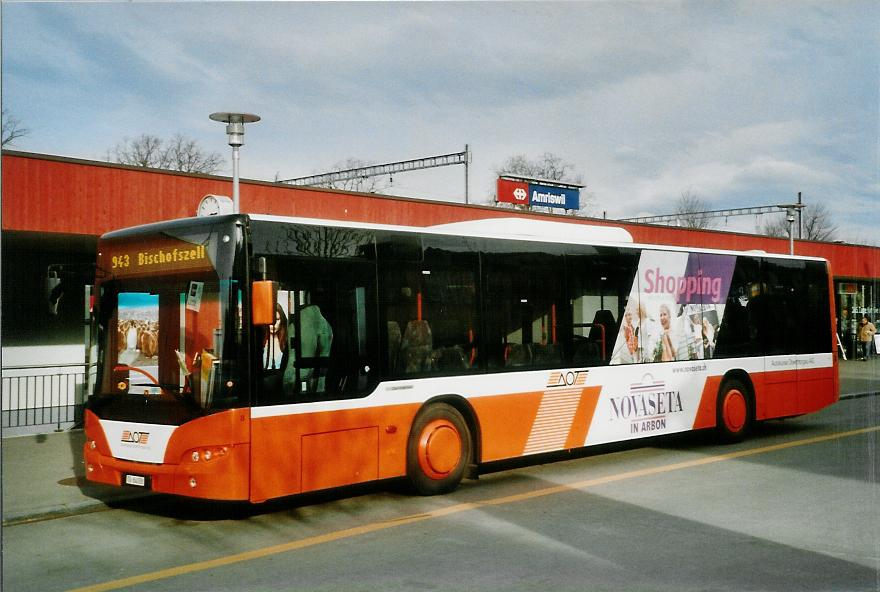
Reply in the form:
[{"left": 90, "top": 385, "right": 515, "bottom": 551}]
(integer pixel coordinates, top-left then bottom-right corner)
[
  {"left": 209, "top": 112, "right": 261, "bottom": 214},
  {"left": 776, "top": 203, "right": 806, "bottom": 255}
]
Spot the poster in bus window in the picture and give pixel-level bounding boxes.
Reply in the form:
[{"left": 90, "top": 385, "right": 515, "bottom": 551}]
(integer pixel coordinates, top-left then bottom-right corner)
[
  {"left": 117, "top": 293, "right": 160, "bottom": 390},
  {"left": 610, "top": 251, "right": 735, "bottom": 365}
]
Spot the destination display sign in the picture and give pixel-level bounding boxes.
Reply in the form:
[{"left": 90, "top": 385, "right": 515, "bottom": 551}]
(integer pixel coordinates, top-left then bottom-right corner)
[
  {"left": 496, "top": 178, "right": 580, "bottom": 210},
  {"left": 100, "top": 237, "right": 213, "bottom": 278}
]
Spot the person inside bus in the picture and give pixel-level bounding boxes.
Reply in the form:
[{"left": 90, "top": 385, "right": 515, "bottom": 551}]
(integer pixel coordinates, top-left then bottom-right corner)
[
  {"left": 283, "top": 301, "right": 333, "bottom": 395},
  {"left": 263, "top": 303, "right": 288, "bottom": 370},
  {"left": 261, "top": 303, "right": 289, "bottom": 398}
]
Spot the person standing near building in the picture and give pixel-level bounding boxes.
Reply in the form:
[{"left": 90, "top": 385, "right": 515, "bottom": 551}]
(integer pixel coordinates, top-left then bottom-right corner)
[
  {"left": 840, "top": 306, "right": 857, "bottom": 359},
  {"left": 857, "top": 314, "right": 876, "bottom": 361}
]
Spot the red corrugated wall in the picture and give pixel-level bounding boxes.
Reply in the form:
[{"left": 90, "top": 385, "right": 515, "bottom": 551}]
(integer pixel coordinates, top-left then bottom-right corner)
[{"left": 3, "top": 151, "right": 878, "bottom": 279}]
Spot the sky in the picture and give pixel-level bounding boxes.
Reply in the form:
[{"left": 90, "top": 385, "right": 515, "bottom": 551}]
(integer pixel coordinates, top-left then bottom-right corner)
[{"left": 3, "top": 1, "right": 879, "bottom": 243}]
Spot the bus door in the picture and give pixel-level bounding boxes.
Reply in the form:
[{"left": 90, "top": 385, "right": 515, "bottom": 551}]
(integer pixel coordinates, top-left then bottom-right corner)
[
  {"left": 792, "top": 260, "right": 834, "bottom": 412},
  {"left": 250, "top": 255, "right": 379, "bottom": 501},
  {"left": 761, "top": 259, "right": 802, "bottom": 417}
]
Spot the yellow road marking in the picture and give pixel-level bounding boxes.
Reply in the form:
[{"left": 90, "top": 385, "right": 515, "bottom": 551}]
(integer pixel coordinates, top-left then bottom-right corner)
[{"left": 68, "top": 425, "right": 880, "bottom": 592}]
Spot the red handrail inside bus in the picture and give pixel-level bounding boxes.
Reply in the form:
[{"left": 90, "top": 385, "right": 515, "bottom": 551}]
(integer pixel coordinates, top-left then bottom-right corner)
[{"left": 114, "top": 364, "right": 160, "bottom": 386}]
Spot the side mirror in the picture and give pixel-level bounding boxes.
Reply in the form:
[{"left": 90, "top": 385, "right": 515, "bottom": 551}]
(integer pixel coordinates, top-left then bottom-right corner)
[
  {"left": 252, "top": 280, "right": 277, "bottom": 325},
  {"left": 46, "top": 270, "right": 64, "bottom": 315}
]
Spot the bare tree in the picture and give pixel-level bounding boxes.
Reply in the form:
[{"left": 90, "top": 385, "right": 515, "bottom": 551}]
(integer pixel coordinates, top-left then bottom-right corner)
[
  {"left": 164, "top": 134, "right": 225, "bottom": 173},
  {"left": 493, "top": 152, "right": 594, "bottom": 215},
  {"left": 2, "top": 108, "right": 30, "bottom": 147},
  {"left": 760, "top": 202, "right": 838, "bottom": 241},
  {"left": 311, "top": 158, "right": 391, "bottom": 194},
  {"left": 108, "top": 133, "right": 223, "bottom": 174},
  {"left": 674, "top": 189, "right": 714, "bottom": 229},
  {"left": 495, "top": 152, "right": 582, "bottom": 184}
]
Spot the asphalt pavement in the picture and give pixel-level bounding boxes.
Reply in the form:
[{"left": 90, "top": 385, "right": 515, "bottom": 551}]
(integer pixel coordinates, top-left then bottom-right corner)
[{"left": 2, "top": 358, "right": 878, "bottom": 526}]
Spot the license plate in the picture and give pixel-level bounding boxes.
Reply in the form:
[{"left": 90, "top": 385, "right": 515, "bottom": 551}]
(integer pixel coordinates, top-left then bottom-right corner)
[{"left": 124, "top": 474, "right": 147, "bottom": 487}]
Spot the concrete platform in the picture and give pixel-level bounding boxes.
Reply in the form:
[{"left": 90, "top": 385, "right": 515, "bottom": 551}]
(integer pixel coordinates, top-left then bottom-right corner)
[
  {"left": 1, "top": 429, "right": 152, "bottom": 525},
  {"left": 2, "top": 358, "right": 877, "bottom": 526}
]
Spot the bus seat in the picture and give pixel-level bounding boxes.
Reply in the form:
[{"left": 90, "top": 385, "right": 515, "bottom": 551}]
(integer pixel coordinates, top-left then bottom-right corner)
[
  {"left": 589, "top": 310, "right": 616, "bottom": 341},
  {"left": 571, "top": 336, "right": 600, "bottom": 367},
  {"left": 300, "top": 304, "right": 333, "bottom": 359},
  {"left": 532, "top": 343, "right": 562, "bottom": 366},
  {"left": 284, "top": 304, "right": 333, "bottom": 394},
  {"left": 431, "top": 346, "right": 469, "bottom": 371},
  {"left": 506, "top": 343, "right": 532, "bottom": 367},
  {"left": 589, "top": 309, "right": 616, "bottom": 361},
  {"left": 401, "top": 320, "right": 433, "bottom": 373}
]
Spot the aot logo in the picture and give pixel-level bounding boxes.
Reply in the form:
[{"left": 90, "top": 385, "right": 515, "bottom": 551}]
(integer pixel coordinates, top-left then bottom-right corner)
[
  {"left": 121, "top": 430, "right": 150, "bottom": 445},
  {"left": 546, "top": 370, "right": 588, "bottom": 389}
]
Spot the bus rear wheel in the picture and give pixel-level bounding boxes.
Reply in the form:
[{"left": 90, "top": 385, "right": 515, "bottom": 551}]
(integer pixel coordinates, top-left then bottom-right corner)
[
  {"left": 407, "top": 403, "right": 471, "bottom": 495},
  {"left": 716, "top": 378, "right": 752, "bottom": 443}
]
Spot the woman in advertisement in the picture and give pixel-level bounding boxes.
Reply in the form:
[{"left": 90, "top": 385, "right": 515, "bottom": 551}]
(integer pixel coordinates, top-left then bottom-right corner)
[{"left": 657, "top": 303, "right": 677, "bottom": 362}]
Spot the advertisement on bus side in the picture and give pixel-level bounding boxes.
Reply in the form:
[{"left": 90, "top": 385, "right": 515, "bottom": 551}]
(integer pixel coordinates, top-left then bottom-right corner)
[{"left": 610, "top": 251, "right": 736, "bottom": 365}]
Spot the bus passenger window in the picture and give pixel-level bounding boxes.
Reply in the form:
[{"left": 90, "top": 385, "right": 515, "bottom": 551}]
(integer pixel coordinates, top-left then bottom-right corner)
[
  {"left": 566, "top": 247, "right": 637, "bottom": 366},
  {"left": 255, "top": 257, "right": 377, "bottom": 404},
  {"left": 380, "top": 237, "right": 480, "bottom": 377},
  {"left": 482, "top": 250, "right": 564, "bottom": 371}
]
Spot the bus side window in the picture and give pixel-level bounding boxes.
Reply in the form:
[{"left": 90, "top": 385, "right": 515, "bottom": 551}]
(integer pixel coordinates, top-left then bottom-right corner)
[
  {"left": 714, "top": 256, "right": 761, "bottom": 358},
  {"left": 421, "top": 242, "right": 480, "bottom": 374},
  {"left": 256, "top": 258, "right": 377, "bottom": 404},
  {"left": 567, "top": 247, "right": 638, "bottom": 366},
  {"left": 379, "top": 235, "right": 481, "bottom": 377},
  {"left": 482, "top": 249, "right": 564, "bottom": 371}
]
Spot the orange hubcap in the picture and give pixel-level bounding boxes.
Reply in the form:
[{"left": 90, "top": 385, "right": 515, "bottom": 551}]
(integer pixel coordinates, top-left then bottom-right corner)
[
  {"left": 417, "top": 419, "right": 462, "bottom": 480},
  {"left": 723, "top": 389, "right": 747, "bottom": 432}
]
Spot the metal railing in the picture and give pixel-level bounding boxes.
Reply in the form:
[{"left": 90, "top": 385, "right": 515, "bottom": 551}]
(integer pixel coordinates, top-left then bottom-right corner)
[{"left": 1, "top": 363, "right": 95, "bottom": 433}]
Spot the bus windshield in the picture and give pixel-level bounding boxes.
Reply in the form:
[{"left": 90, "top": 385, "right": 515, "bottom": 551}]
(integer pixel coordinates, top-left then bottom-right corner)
[{"left": 90, "top": 219, "right": 247, "bottom": 425}]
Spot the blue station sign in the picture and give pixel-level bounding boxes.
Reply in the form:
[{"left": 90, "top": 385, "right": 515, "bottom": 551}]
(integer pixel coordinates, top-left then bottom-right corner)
[{"left": 528, "top": 183, "right": 580, "bottom": 210}]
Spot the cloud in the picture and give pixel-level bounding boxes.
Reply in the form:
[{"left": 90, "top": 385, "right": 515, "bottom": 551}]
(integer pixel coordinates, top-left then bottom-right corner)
[{"left": 3, "top": 1, "right": 878, "bottom": 243}]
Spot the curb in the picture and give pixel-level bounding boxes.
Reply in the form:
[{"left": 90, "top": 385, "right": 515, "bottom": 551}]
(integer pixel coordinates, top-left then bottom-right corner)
[
  {"left": 839, "top": 391, "right": 880, "bottom": 401},
  {"left": 2, "top": 489, "right": 155, "bottom": 527}
]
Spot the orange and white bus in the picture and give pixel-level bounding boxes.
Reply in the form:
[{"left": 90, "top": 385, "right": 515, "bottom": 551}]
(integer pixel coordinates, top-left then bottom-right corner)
[{"left": 83, "top": 213, "right": 838, "bottom": 501}]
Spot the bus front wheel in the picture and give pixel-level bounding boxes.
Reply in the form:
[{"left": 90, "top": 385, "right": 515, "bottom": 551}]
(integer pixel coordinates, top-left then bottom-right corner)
[
  {"left": 407, "top": 403, "right": 471, "bottom": 495},
  {"left": 716, "top": 378, "right": 752, "bottom": 443}
]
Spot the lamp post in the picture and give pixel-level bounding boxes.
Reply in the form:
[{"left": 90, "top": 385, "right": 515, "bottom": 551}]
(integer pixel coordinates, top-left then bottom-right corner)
[
  {"left": 209, "top": 112, "right": 261, "bottom": 214},
  {"left": 776, "top": 203, "right": 806, "bottom": 255}
]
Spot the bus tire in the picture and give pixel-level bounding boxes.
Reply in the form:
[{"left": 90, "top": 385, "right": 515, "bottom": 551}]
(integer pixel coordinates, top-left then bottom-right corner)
[
  {"left": 716, "top": 378, "right": 752, "bottom": 443},
  {"left": 407, "top": 403, "right": 471, "bottom": 495}
]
